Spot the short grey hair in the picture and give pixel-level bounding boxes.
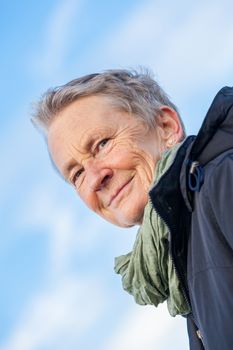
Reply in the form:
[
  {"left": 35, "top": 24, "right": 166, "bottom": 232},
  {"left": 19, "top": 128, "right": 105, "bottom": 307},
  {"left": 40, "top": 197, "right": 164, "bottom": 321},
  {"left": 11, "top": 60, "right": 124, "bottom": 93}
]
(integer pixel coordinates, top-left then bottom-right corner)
[{"left": 32, "top": 68, "right": 185, "bottom": 136}]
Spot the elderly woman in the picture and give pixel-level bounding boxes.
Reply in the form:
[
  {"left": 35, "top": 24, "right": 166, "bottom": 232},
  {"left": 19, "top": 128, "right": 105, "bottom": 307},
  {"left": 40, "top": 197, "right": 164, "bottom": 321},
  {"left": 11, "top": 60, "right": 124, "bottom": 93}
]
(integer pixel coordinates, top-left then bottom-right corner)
[{"left": 32, "top": 70, "right": 233, "bottom": 350}]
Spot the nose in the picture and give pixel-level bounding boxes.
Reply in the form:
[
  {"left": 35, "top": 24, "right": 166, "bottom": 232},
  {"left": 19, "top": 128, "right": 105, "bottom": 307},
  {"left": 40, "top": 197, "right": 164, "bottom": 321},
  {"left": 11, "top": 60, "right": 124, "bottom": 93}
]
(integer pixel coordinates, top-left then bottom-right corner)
[{"left": 86, "top": 160, "right": 113, "bottom": 191}]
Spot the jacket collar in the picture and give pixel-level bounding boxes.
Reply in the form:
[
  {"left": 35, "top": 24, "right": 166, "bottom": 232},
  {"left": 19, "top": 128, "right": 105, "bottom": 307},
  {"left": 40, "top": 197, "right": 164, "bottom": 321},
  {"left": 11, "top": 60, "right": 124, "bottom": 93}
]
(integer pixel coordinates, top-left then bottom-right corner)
[
  {"left": 189, "top": 86, "right": 233, "bottom": 165},
  {"left": 148, "top": 86, "right": 233, "bottom": 303},
  {"left": 149, "top": 136, "right": 194, "bottom": 307},
  {"left": 182, "top": 87, "right": 233, "bottom": 209}
]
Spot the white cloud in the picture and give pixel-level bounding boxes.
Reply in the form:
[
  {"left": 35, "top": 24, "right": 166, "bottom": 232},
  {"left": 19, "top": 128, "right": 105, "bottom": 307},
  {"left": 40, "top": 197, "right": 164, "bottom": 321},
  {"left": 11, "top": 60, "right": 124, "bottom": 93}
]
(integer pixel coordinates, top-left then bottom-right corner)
[
  {"left": 153, "top": 1, "right": 233, "bottom": 92},
  {"left": 30, "top": 0, "right": 83, "bottom": 77},
  {"left": 0, "top": 119, "right": 41, "bottom": 209},
  {"left": 94, "top": 0, "right": 233, "bottom": 98},
  {"left": 18, "top": 183, "right": 84, "bottom": 273},
  {"left": 18, "top": 176, "right": 137, "bottom": 275},
  {"left": 102, "top": 303, "right": 188, "bottom": 350},
  {"left": 0, "top": 276, "right": 105, "bottom": 350},
  {"left": 18, "top": 182, "right": 116, "bottom": 273}
]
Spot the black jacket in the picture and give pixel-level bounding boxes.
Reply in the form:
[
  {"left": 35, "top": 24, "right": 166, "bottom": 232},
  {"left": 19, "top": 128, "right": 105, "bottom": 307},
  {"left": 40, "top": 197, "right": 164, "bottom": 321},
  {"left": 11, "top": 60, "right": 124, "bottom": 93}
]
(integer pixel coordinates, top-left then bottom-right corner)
[{"left": 149, "top": 87, "right": 233, "bottom": 350}]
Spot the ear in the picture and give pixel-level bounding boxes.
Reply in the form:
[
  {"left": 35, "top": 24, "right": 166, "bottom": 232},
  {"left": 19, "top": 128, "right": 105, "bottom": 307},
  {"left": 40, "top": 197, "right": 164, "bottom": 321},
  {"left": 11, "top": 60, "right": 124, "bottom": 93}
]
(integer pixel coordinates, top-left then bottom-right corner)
[{"left": 156, "top": 106, "right": 184, "bottom": 148}]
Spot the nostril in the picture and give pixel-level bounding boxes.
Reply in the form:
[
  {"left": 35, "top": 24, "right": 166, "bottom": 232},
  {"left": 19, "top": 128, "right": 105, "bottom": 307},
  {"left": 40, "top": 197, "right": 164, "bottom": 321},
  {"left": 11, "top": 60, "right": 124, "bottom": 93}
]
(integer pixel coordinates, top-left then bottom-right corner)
[
  {"left": 101, "top": 174, "right": 112, "bottom": 186},
  {"left": 88, "top": 166, "right": 113, "bottom": 191}
]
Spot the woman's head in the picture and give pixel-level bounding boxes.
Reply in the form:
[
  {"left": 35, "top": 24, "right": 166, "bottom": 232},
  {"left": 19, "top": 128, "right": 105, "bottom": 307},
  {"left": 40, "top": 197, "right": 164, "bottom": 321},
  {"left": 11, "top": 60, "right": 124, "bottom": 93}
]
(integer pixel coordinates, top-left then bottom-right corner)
[
  {"left": 32, "top": 69, "right": 185, "bottom": 134},
  {"left": 32, "top": 69, "right": 185, "bottom": 227}
]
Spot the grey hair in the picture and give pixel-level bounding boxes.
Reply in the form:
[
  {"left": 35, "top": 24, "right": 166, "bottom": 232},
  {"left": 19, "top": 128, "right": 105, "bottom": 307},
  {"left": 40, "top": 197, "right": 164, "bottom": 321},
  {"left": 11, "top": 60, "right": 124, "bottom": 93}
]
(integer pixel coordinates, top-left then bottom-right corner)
[{"left": 32, "top": 68, "right": 185, "bottom": 136}]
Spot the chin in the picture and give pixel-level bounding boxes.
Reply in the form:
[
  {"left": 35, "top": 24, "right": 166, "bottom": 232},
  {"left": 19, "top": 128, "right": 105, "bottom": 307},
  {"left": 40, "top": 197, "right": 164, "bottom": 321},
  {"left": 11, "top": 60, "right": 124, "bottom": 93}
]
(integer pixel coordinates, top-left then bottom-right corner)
[{"left": 110, "top": 208, "right": 145, "bottom": 228}]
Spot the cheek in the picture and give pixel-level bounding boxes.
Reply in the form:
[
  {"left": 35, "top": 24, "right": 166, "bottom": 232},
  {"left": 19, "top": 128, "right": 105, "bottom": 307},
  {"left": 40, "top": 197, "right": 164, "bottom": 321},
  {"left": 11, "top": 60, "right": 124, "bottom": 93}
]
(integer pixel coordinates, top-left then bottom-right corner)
[
  {"left": 78, "top": 188, "right": 98, "bottom": 212},
  {"left": 108, "top": 145, "right": 141, "bottom": 168},
  {"left": 109, "top": 185, "right": 148, "bottom": 227}
]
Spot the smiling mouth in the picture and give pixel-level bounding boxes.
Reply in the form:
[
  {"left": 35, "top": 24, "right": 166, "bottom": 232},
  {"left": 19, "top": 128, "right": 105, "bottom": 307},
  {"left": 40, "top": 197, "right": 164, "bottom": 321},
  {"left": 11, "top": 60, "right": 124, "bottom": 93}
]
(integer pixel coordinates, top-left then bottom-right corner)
[{"left": 108, "top": 177, "right": 134, "bottom": 207}]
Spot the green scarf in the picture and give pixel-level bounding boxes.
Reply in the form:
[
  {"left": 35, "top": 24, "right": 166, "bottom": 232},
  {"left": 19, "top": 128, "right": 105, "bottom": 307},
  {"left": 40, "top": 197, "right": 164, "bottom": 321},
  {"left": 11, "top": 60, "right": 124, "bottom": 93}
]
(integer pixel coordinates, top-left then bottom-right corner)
[{"left": 114, "top": 143, "right": 191, "bottom": 317}]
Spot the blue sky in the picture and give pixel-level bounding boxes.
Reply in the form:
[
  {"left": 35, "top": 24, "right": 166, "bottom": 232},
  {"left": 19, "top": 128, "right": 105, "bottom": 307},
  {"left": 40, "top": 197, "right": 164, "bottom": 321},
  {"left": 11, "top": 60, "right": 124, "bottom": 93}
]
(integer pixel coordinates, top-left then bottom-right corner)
[{"left": 1, "top": 0, "right": 233, "bottom": 349}]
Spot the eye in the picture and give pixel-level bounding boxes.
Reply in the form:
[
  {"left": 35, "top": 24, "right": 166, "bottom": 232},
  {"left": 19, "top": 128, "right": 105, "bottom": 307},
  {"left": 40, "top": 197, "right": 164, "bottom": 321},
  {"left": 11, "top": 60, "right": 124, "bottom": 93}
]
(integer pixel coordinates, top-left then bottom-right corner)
[
  {"left": 97, "top": 138, "right": 110, "bottom": 151},
  {"left": 72, "top": 168, "right": 84, "bottom": 185}
]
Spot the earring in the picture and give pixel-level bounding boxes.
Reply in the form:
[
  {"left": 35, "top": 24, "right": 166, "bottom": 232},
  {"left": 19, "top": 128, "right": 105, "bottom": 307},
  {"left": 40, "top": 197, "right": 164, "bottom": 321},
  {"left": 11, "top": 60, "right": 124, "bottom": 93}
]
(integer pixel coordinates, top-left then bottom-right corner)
[{"left": 167, "top": 137, "right": 176, "bottom": 148}]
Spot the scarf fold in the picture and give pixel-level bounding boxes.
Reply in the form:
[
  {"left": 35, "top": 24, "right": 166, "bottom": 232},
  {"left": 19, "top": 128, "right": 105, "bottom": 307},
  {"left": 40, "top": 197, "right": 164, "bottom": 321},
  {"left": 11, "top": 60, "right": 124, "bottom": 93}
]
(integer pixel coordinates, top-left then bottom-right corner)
[{"left": 114, "top": 143, "right": 191, "bottom": 317}]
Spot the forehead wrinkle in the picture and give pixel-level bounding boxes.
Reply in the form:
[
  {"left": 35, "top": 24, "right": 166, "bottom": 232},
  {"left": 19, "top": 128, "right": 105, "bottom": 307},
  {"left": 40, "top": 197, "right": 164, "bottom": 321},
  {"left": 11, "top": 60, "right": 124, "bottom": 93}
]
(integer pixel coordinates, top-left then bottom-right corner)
[
  {"left": 70, "top": 141, "right": 85, "bottom": 156},
  {"left": 64, "top": 157, "right": 78, "bottom": 173},
  {"left": 77, "top": 128, "right": 103, "bottom": 153},
  {"left": 57, "top": 143, "right": 80, "bottom": 179},
  {"left": 62, "top": 143, "right": 88, "bottom": 179}
]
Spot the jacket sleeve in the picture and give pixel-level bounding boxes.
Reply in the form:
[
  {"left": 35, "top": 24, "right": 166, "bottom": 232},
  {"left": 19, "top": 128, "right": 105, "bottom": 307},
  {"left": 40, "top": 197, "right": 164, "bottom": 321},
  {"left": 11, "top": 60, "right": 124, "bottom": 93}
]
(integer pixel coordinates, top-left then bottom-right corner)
[
  {"left": 207, "top": 152, "right": 233, "bottom": 250},
  {"left": 189, "top": 151, "right": 233, "bottom": 350}
]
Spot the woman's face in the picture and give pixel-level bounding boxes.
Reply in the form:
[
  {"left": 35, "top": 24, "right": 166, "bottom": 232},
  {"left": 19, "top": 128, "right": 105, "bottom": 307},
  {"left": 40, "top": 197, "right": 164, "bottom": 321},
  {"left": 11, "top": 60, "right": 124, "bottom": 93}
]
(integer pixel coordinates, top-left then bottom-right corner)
[{"left": 48, "top": 95, "right": 165, "bottom": 227}]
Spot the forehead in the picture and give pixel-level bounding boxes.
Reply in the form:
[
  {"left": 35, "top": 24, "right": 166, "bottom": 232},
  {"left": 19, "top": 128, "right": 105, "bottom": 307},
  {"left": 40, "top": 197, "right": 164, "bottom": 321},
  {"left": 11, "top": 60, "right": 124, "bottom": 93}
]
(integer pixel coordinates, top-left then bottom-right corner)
[
  {"left": 48, "top": 94, "right": 139, "bottom": 143},
  {"left": 47, "top": 95, "right": 136, "bottom": 173},
  {"left": 49, "top": 95, "right": 130, "bottom": 134}
]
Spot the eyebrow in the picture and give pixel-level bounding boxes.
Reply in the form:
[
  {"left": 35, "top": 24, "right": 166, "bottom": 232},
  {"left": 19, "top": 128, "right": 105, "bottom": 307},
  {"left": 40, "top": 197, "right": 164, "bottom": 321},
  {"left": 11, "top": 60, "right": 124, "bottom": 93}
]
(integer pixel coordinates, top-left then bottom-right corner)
[
  {"left": 81, "top": 134, "right": 97, "bottom": 152},
  {"left": 61, "top": 136, "right": 95, "bottom": 180},
  {"left": 62, "top": 159, "right": 78, "bottom": 180},
  {"left": 51, "top": 133, "right": 101, "bottom": 182}
]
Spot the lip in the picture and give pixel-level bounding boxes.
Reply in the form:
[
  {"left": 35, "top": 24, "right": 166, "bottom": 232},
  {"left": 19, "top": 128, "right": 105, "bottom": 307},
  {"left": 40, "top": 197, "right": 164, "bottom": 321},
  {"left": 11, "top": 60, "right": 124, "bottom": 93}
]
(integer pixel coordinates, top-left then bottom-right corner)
[{"left": 108, "top": 177, "right": 134, "bottom": 207}]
